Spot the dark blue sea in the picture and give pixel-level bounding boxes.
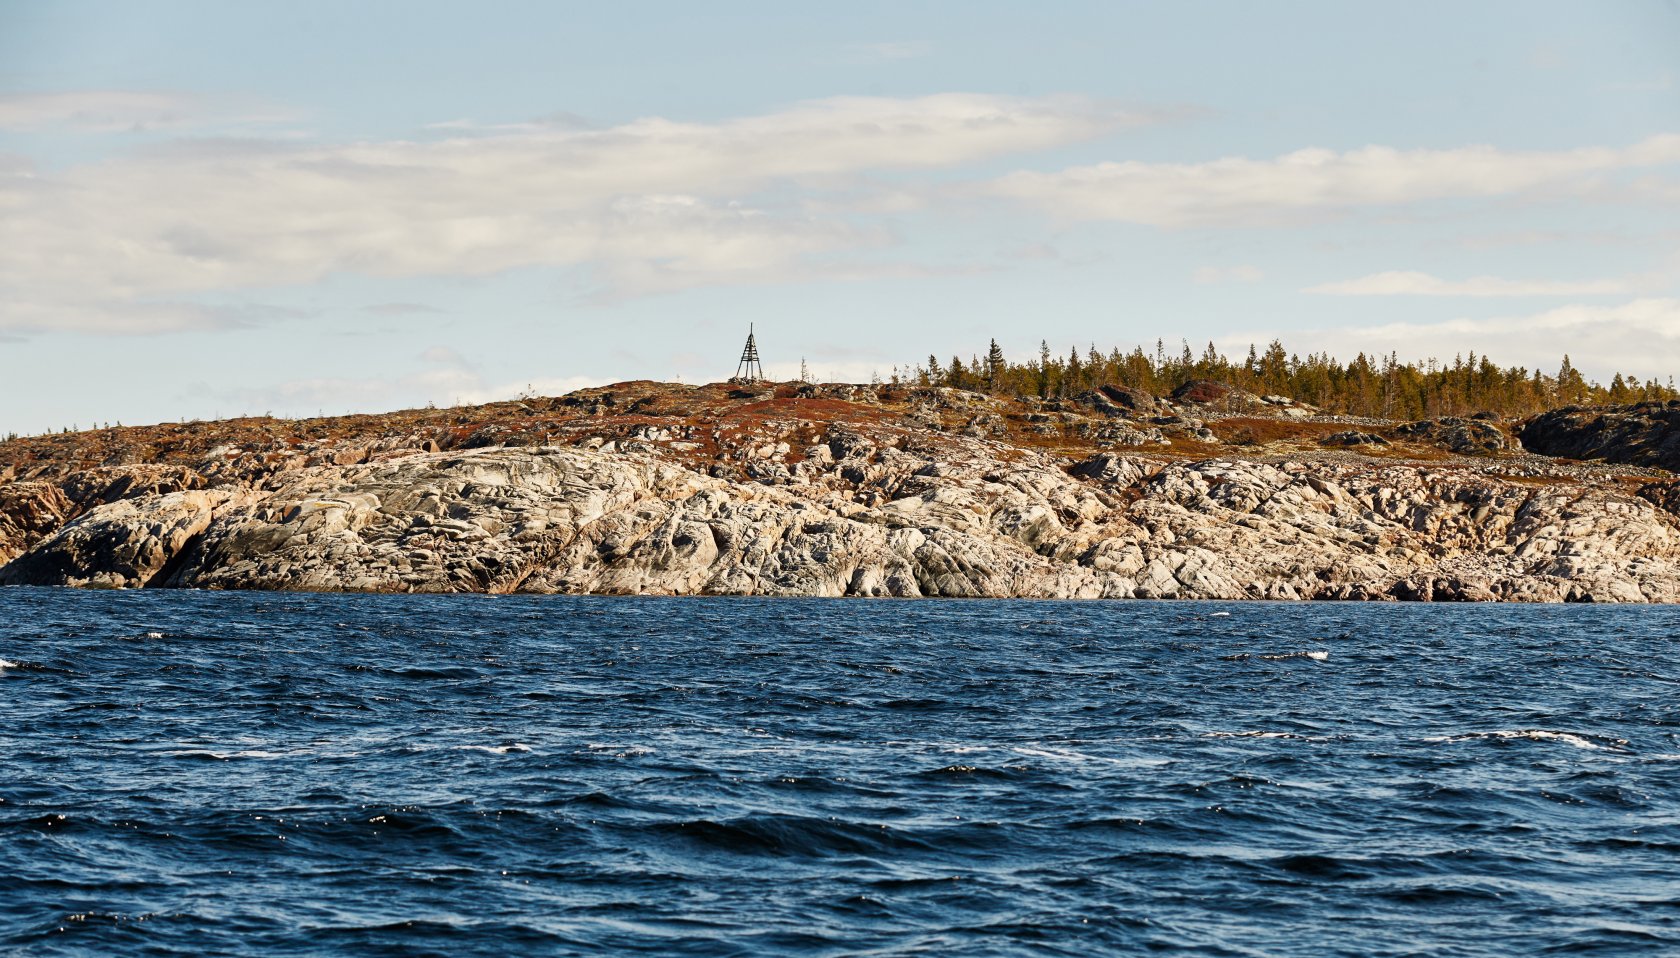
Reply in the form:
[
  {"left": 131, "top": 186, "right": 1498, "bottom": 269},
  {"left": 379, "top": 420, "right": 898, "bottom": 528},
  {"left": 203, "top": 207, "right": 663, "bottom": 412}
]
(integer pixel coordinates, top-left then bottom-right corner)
[{"left": 2, "top": 589, "right": 1678, "bottom": 956}]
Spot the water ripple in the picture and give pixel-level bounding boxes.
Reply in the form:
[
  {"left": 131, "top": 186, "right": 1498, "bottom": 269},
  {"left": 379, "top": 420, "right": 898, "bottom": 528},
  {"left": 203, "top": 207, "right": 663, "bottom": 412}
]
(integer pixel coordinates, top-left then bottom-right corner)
[{"left": 2, "top": 589, "right": 1679, "bottom": 956}]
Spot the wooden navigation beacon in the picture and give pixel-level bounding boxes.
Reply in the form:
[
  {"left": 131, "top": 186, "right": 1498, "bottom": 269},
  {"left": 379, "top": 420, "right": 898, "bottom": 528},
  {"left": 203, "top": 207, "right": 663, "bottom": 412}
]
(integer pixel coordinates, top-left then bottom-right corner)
[{"left": 731, "top": 325, "right": 765, "bottom": 383}]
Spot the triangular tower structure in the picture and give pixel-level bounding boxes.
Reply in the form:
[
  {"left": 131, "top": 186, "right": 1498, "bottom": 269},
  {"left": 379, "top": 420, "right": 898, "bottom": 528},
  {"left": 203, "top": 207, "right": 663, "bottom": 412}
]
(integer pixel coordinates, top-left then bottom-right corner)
[{"left": 732, "top": 324, "right": 764, "bottom": 383}]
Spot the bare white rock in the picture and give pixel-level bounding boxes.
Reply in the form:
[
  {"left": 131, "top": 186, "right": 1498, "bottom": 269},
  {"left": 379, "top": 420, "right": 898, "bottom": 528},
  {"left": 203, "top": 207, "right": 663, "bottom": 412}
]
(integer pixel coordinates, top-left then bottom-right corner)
[{"left": 4, "top": 440, "right": 1679, "bottom": 602}]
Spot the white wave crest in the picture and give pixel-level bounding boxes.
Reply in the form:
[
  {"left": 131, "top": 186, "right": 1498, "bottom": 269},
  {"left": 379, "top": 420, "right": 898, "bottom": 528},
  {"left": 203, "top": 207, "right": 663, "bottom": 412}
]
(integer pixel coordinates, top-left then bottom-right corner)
[
  {"left": 164, "top": 748, "right": 290, "bottom": 760},
  {"left": 1425, "top": 730, "right": 1629, "bottom": 751},
  {"left": 1205, "top": 731, "right": 1300, "bottom": 739}
]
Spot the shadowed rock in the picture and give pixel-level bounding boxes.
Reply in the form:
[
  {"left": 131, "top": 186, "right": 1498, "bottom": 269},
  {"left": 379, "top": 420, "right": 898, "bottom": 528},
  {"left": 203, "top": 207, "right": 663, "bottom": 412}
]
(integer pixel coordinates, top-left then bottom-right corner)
[
  {"left": 1320, "top": 431, "right": 1389, "bottom": 448},
  {"left": 1638, "top": 480, "right": 1680, "bottom": 516},
  {"left": 1395, "top": 417, "right": 1511, "bottom": 456},
  {"left": 0, "top": 490, "right": 240, "bottom": 588},
  {"left": 1520, "top": 402, "right": 1680, "bottom": 471},
  {"left": 1074, "top": 385, "right": 1158, "bottom": 418}
]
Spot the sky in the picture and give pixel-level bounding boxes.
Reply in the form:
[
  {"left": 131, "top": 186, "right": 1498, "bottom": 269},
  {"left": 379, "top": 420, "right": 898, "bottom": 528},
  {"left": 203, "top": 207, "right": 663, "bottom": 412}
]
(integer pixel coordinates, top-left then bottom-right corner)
[{"left": 1, "top": 0, "right": 1677, "bottom": 433}]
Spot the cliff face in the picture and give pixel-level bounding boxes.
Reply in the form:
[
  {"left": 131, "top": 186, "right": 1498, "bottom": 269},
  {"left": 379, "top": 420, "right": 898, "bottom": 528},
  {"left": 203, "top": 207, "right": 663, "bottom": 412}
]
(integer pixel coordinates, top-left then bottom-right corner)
[{"left": 2, "top": 383, "right": 1677, "bottom": 601}]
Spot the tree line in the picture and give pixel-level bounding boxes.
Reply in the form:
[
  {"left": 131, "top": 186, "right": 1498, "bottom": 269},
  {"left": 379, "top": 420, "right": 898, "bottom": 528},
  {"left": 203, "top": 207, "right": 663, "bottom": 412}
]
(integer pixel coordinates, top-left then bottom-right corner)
[{"left": 901, "top": 338, "right": 1676, "bottom": 420}]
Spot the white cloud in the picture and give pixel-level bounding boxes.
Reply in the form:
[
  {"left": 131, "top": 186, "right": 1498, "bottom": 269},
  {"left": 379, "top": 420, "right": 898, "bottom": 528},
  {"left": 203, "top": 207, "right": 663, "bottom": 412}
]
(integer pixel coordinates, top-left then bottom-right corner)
[
  {"left": 988, "top": 135, "right": 1680, "bottom": 226},
  {"left": 0, "top": 299, "right": 310, "bottom": 335},
  {"left": 1528, "top": 44, "right": 1568, "bottom": 72},
  {"left": 756, "top": 359, "right": 900, "bottom": 385},
  {"left": 1448, "top": 228, "right": 1680, "bottom": 251},
  {"left": 0, "top": 91, "right": 192, "bottom": 131},
  {"left": 0, "top": 93, "right": 1145, "bottom": 334},
  {"left": 417, "top": 345, "right": 470, "bottom": 366},
  {"left": 845, "top": 41, "right": 933, "bottom": 61},
  {"left": 200, "top": 339, "right": 573, "bottom": 416},
  {"left": 1220, "top": 298, "right": 1680, "bottom": 381},
  {"left": 1305, "top": 270, "right": 1631, "bottom": 297},
  {"left": 422, "top": 111, "right": 594, "bottom": 135},
  {"left": 0, "top": 90, "right": 295, "bottom": 133},
  {"left": 364, "top": 302, "right": 446, "bottom": 315},
  {"left": 1193, "top": 264, "right": 1264, "bottom": 284},
  {"left": 1625, "top": 175, "right": 1680, "bottom": 205},
  {"left": 200, "top": 364, "right": 610, "bottom": 418},
  {"left": 1601, "top": 73, "right": 1673, "bottom": 93}
]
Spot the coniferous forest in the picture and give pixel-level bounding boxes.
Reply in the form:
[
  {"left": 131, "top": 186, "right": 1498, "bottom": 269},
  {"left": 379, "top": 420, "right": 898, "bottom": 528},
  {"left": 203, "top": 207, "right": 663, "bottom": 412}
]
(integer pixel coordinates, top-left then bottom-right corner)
[{"left": 902, "top": 339, "right": 1676, "bottom": 420}]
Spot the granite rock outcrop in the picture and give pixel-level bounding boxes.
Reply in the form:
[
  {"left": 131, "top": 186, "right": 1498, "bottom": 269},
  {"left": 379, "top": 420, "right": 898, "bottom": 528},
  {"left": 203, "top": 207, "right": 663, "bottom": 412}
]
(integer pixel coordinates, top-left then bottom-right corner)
[{"left": 2, "top": 384, "right": 1677, "bottom": 601}]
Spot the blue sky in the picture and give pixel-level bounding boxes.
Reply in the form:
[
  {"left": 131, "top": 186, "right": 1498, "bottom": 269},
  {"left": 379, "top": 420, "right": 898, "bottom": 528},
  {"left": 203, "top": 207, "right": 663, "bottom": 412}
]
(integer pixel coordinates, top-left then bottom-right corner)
[{"left": 1, "top": 1, "right": 1677, "bottom": 432}]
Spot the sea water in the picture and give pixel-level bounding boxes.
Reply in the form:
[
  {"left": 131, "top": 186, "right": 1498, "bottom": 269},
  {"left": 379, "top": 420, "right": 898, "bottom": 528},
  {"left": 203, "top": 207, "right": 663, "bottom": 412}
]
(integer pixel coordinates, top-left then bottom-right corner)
[{"left": 2, "top": 588, "right": 1677, "bottom": 956}]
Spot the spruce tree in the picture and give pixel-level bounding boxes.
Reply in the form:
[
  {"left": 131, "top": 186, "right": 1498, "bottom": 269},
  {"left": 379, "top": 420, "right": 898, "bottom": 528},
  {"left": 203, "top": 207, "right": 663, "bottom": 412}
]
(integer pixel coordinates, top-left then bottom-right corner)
[{"left": 986, "top": 339, "right": 1005, "bottom": 390}]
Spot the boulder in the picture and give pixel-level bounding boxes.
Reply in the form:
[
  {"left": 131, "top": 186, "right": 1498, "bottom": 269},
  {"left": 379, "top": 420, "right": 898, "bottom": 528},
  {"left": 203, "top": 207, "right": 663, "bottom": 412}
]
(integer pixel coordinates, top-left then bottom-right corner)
[
  {"left": 1320, "top": 431, "right": 1390, "bottom": 448},
  {"left": 1068, "top": 453, "right": 1160, "bottom": 486},
  {"left": 1072, "top": 391, "right": 1122, "bottom": 419},
  {"left": 1395, "top": 417, "right": 1511, "bottom": 456},
  {"left": 1170, "top": 380, "right": 1236, "bottom": 405},
  {"left": 1097, "top": 384, "right": 1157, "bottom": 414}
]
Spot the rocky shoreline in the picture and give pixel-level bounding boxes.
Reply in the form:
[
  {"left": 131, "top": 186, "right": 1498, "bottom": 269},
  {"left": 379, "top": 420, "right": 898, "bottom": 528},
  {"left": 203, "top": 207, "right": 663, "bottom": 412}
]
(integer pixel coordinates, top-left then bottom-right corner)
[{"left": 3, "top": 383, "right": 1678, "bottom": 601}]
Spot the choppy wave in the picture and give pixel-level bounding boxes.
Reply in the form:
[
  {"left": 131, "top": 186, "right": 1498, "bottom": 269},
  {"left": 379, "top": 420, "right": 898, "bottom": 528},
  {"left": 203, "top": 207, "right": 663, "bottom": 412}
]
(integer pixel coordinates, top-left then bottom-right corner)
[
  {"left": 1, "top": 590, "right": 1678, "bottom": 957},
  {"left": 1222, "top": 649, "right": 1329, "bottom": 661},
  {"left": 1204, "top": 730, "right": 1311, "bottom": 740},
  {"left": 1425, "top": 729, "right": 1632, "bottom": 751}
]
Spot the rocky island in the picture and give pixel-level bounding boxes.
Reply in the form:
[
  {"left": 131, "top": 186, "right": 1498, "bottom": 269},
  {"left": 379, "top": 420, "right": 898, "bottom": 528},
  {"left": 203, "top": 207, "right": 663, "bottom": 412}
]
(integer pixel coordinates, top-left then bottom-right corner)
[{"left": 3, "top": 380, "right": 1679, "bottom": 601}]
